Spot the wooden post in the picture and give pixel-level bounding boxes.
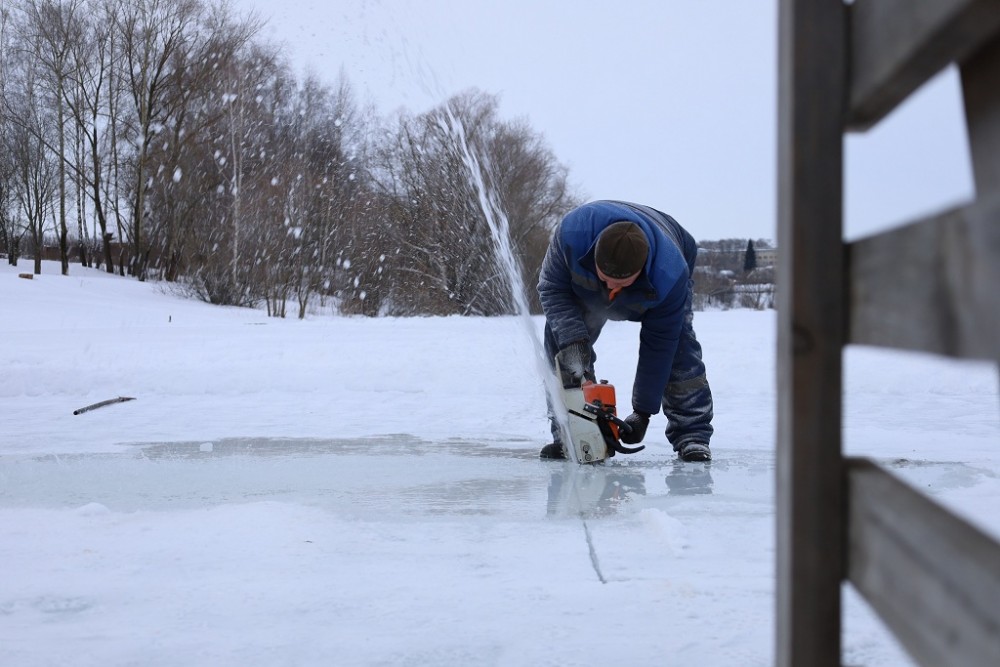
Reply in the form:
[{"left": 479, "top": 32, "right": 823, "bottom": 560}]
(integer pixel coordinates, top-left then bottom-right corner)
[
  {"left": 778, "top": 1, "right": 1000, "bottom": 664},
  {"left": 776, "top": 1, "right": 847, "bottom": 665},
  {"left": 847, "top": 458, "right": 1000, "bottom": 666},
  {"left": 962, "top": 29, "right": 1000, "bottom": 199}
]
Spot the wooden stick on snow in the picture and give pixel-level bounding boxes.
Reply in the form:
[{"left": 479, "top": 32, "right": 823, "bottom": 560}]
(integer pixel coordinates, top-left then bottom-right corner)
[{"left": 73, "top": 396, "right": 136, "bottom": 415}]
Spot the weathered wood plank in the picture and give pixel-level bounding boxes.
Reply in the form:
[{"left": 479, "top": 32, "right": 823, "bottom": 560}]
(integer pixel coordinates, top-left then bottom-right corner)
[
  {"left": 847, "top": 458, "right": 1000, "bottom": 667},
  {"left": 961, "top": 34, "right": 1000, "bottom": 196},
  {"left": 847, "top": 194, "right": 1000, "bottom": 359},
  {"left": 847, "top": 0, "right": 1000, "bottom": 131},
  {"left": 776, "top": 1, "right": 847, "bottom": 665}
]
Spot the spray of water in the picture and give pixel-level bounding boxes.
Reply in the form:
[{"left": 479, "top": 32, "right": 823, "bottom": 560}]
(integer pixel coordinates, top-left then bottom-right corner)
[
  {"left": 337, "top": 7, "right": 575, "bottom": 460},
  {"left": 438, "top": 109, "right": 576, "bottom": 463}
]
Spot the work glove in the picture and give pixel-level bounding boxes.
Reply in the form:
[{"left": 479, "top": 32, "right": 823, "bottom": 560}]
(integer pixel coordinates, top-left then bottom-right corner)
[
  {"left": 620, "top": 411, "right": 650, "bottom": 445},
  {"left": 555, "top": 341, "right": 595, "bottom": 389}
]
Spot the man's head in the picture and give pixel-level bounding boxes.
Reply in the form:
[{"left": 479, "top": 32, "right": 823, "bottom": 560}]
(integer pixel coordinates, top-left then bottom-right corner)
[{"left": 595, "top": 221, "right": 648, "bottom": 281}]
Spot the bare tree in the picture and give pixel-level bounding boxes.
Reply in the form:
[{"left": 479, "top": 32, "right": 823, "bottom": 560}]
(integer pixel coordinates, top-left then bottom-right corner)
[
  {"left": 4, "top": 5, "right": 64, "bottom": 273},
  {"left": 289, "top": 75, "right": 368, "bottom": 318},
  {"left": 19, "top": 0, "right": 89, "bottom": 275},
  {"left": 143, "top": 2, "right": 262, "bottom": 284},
  {"left": 6, "top": 89, "right": 58, "bottom": 274},
  {"left": 0, "top": 120, "right": 23, "bottom": 264},
  {"left": 172, "top": 38, "right": 281, "bottom": 306},
  {"left": 58, "top": 0, "right": 127, "bottom": 273},
  {"left": 114, "top": 0, "right": 202, "bottom": 279},
  {"left": 372, "top": 89, "right": 578, "bottom": 315},
  {"left": 480, "top": 113, "right": 579, "bottom": 313},
  {"left": 217, "top": 67, "right": 375, "bottom": 318},
  {"left": 0, "top": 2, "right": 21, "bottom": 264}
]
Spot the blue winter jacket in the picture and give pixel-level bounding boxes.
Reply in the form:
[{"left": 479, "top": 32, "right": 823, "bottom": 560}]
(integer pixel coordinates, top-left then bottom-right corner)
[{"left": 537, "top": 200, "right": 691, "bottom": 415}]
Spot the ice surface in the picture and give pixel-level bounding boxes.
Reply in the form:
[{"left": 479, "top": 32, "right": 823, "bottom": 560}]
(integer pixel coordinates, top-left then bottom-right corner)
[{"left": 1, "top": 261, "right": 997, "bottom": 666}]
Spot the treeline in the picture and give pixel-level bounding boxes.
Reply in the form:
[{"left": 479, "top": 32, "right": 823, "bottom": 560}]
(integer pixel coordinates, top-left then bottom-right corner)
[{"left": 0, "top": 0, "right": 579, "bottom": 317}]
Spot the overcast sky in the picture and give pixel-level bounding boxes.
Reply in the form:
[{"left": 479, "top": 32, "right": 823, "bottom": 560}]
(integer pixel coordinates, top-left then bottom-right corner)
[{"left": 235, "top": 0, "right": 976, "bottom": 243}]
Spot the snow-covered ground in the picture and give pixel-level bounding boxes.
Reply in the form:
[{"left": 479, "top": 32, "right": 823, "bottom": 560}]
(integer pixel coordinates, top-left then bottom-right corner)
[{"left": 1, "top": 261, "right": 997, "bottom": 666}]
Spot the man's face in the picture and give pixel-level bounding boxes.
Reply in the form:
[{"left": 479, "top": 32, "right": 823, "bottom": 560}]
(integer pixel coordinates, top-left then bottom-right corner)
[{"left": 596, "top": 266, "right": 640, "bottom": 291}]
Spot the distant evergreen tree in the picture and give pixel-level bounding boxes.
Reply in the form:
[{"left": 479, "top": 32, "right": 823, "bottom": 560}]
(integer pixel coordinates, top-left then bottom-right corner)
[{"left": 743, "top": 239, "right": 757, "bottom": 272}]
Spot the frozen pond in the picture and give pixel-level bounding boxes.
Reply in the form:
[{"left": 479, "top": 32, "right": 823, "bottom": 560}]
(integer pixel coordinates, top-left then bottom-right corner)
[
  {"left": 2, "top": 436, "right": 986, "bottom": 514},
  {"left": 1, "top": 436, "right": 750, "bottom": 517}
]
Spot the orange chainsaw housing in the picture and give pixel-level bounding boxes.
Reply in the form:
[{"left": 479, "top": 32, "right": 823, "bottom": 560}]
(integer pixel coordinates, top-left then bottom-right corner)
[{"left": 582, "top": 380, "right": 620, "bottom": 440}]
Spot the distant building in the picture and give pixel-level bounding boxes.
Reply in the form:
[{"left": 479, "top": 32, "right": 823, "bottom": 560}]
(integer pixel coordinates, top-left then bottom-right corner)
[
  {"left": 696, "top": 246, "right": 778, "bottom": 267},
  {"left": 755, "top": 248, "right": 777, "bottom": 266}
]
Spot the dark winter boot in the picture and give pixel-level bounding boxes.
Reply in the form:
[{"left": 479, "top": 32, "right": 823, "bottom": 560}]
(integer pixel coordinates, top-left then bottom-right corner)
[
  {"left": 539, "top": 442, "right": 567, "bottom": 460},
  {"left": 677, "top": 442, "right": 712, "bottom": 462}
]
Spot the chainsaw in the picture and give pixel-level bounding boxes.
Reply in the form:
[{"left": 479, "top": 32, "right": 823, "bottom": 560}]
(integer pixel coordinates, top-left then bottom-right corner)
[{"left": 559, "top": 375, "right": 646, "bottom": 464}]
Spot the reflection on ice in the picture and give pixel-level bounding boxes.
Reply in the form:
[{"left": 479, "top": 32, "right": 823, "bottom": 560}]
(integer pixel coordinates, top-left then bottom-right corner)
[
  {"left": 665, "top": 460, "right": 714, "bottom": 495},
  {"left": 545, "top": 459, "right": 717, "bottom": 518},
  {"left": 546, "top": 466, "right": 649, "bottom": 518}
]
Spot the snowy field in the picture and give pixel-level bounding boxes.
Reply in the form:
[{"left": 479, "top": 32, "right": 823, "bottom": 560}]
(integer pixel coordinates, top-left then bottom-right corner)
[{"left": 1, "top": 260, "right": 997, "bottom": 666}]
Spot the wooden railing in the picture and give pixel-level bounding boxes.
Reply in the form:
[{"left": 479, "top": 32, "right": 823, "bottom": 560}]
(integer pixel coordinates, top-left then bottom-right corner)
[{"left": 777, "top": 1, "right": 1000, "bottom": 666}]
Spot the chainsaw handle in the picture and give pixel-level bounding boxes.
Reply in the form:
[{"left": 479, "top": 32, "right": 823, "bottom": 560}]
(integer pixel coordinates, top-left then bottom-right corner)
[
  {"left": 608, "top": 412, "right": 632, "bottom": 434},
  {"left": 602, "top": 411, "right": 645, "bottom": 454},
  {"left": 606, "top": 412, "right": 646, "bottom": 454},
  {"left": 583, "top": 403, "right": 633, "bottom": 433},
  {"left": 581, "top": 395, "right": 645, "bottom": 456},
  {"left": 611, "top": 440, "right": 645, "bottom": 455}
]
